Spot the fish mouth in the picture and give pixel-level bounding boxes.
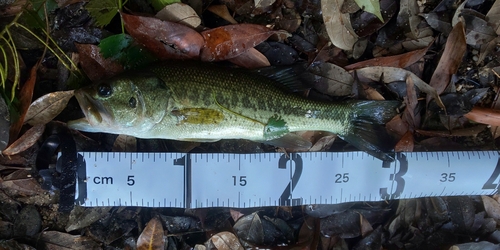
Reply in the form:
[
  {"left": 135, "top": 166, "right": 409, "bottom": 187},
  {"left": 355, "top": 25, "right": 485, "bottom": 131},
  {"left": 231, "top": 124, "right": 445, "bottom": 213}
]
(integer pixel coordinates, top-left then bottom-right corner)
[{"left": 67, "top": 88, "right": 114, "bottom": 132}]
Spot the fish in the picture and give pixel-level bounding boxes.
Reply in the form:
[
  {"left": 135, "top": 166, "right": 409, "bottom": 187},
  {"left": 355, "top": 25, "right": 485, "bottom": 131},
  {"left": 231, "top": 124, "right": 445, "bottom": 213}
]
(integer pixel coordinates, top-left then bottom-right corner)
[{"left": 68, "top": 61, "right": 400, "bottom": 160}]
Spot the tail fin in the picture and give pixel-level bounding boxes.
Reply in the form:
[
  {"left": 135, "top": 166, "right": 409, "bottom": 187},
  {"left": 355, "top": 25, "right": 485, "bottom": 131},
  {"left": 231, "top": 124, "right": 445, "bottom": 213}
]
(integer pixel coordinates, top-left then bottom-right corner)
[{"left": 340, "top": 101, "right": 401, "bottom": 161}]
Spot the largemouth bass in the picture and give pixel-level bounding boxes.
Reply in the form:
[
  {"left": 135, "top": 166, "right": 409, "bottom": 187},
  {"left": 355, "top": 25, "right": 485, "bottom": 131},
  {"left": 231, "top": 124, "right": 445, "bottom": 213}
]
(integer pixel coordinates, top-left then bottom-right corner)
[{"left": 68, "top": 61, "right": 399, "bottom": 160}]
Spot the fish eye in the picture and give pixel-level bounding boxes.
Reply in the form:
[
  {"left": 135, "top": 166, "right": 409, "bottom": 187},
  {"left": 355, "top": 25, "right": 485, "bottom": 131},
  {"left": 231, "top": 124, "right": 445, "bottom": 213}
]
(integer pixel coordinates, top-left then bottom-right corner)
[
  {"left": 97, "top": 84, "right": 112, "bottom": 97},
  {"left": 128, "top": 97, "right": 137, "bottom": 108}
]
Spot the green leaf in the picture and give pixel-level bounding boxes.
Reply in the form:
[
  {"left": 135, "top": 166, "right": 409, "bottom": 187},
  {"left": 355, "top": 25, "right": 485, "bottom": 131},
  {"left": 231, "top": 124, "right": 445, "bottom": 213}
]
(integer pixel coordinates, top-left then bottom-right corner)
[
  {"left": 85, "top": 0, "right": 120, "bottom": 27},
  {"left": 151, "top": 0, "right": 182, "bottom": 11},
  {"left": 264, "top": 115, "right": 289, "bottom": 140},
  {"left": 99, "top": 33, "right": 132, "bottom": 58},
  {"left": 354, "top": 0, "right": 384, "bottom": 22},
  {"left": 98, "top": 34, "right": 157, "bottom": 69}
]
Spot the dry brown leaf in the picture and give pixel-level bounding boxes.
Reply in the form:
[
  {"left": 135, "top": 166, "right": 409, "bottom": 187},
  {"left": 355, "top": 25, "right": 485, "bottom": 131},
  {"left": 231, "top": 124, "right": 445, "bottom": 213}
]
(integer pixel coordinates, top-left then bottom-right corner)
[
  {"left": 24, "top": 90, "right": 75, "bottom": 126},
  {"left": 394, "top": 131, "right": 414, "bottom": 152},
  {"left": 155, "top": 3, "right": 201, "bottom": 28},
  {"left": 464, "top": 107, "right": 500, "bottom": 126},
  {"left": 322, "top": 0, "right": 359, "bottom": 51},
  {"left": 200, "top": 24, "right": 283, "bottom": 61},
  {"left": 309, "top": 135, "right": 337, "bottom": 151},
  {"left": 358, "top": 82, "right": 385, "bottom": 100},
  {"left": 344, "top": 43, "right": 431, "bottom": 70},
  {"left": 228, "top": 48, "right": 271, "bottom": 69},
  {"left": 137, "top": 216, "right": 165, "bottom": 250},
  {"left": 398, "top": 0, "right": 421, "bottom": 39},
  {"left": 112, "top": 134, "right": 137, "bottom": 152},
  {"left": 208, "top": 232, "right": 244, "bottom": 250},
  {"left": 427, "top": 21, "right": 466, "bottom": 102},
  {"left": 123, "top": 13, "right": 204, "bottom": 60},
  {"left": 403, "top": 75, "right": 420, "bottom": 131},
  {"left": 75, "top": 43, "right": 124, "bottom": 82},
  {"left": 207, "top": 5, "right": 238, "bottom": 24},
  {"left": 1, "top": 124, "right": 45, "bottom": 156},
  {"left": 40, "top": 231, "right": 101, "bottom": 249},
  {"left": 0, "top": 176, "right": 45, "bottom": 197}
]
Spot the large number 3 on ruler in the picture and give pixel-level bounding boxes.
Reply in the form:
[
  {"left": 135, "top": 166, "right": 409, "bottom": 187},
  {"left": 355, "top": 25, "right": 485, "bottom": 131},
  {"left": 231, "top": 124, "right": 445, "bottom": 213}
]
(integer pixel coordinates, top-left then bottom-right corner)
[
  {"left": 380, "top": 154, "right": 408, "bottom": 200},
  {"left": 278, "top": 154, "right": 303, "bottom": 206}
]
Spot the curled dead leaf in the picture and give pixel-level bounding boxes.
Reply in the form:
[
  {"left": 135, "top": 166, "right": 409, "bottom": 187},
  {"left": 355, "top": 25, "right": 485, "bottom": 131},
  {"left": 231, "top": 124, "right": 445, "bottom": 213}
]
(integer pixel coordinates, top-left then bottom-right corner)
[
  {"left": 207, "top": 5, "right": 238, "bottom": 24},
  {"left": 155, "top": 3, "right": 201, "bottom": 28},
  {"left": 24, "top": 90, "right": 75, "bottom": 126}
]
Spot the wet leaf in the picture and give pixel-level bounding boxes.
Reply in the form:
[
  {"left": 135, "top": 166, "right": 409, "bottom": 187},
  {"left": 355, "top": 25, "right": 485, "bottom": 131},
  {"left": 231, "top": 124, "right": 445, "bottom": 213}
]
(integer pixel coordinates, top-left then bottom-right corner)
[
  {"left": 307, "top": 62, "right": 354, "bottom": 97},
  {"left": 394, "top": 131, "right": 414, "bottom": 152},
  {"left": 397, "top": 0, "right": 421, "bottom": 39},
  {"left": 40, "top": 231, "right": 101, "bottom": 249},
  {"left": 322, "top": 0, "right": 359, "bottom": 50},
  {"left": 233, "top": 212, "right": 264, "bottom": 244},
  {"left": 464, "top": 107, "right": 500, "bottom": 126},
  {"left": 228, "top": 48, "right": 271, "bottom": 69},
  {"left": 24, "top": 90, "right": 74, "bottom": 126},
  {"left": 421, "top": 12, "right": 452, "bottom": 34},
  {"left": 113, "top": 134, "right": 137, "bottom": 152},
  {"left": 428, "top": 21, "right": 466, "bottom": 99},
  {"left": 85, "top": 0, "right": 119, "bottom": 27},
  {"left": 264, "top": 115, "right": 289, "bottom": 140},
  {"left": 200, "top": 24, "right": 282, "bottom": 61},
  {"left": 66, "top": 206, "right": 113, "bottom": 232},
  {"left": 9, "top": 63, "right": 39, "bottom": 144},
  {"left": 1, "top": 124, "right": 45, "bottom": 156},
  {"left": 355, "top": 66, "right": 444, "bottom": 109},
  {"left": 354, "top": 0, "right": 383, "bottom": 21},
  {"left": 487, "top": 0, "right": 500, "bottom": 35},
  {"left": 207, "top": 232, "right": 244, "bottom": 250},
  {"left": 122, "top": 13, "right": 204, "bottom": 60},
  {"left": 156, "top": 3, "right": 201, "bottom": 28},
  {"left": 137, "top": 216, "right": 165, "bottom": 250},
  {"left": 207, "top": 5, "right": 238, "bottom": 24},
  {"left": 462, "top": 13, "right": 497, "bottom": 46},
  {"left": 75, "top": 43, "right": 124, "bottom": 82},
  {"left": 344, "top": 43, "right": 431, "bottom": 70}
]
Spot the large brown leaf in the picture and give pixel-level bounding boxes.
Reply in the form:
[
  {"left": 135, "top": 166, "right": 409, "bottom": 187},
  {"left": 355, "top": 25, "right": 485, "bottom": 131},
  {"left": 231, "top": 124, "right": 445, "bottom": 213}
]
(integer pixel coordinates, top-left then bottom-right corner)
[
  {"left": 464, "top": 107, "right": 500, "bottom": 126},
  {"left": 427, "top": 21, "right": 466, "bottom": 101},
  {"left": 1, "top": 124, "right": 45, "bottom": 156},
  {"left": 200, "top": 24, "right": 283, "bottom": 61},
  {"left": 122, "top": 13, "right": 204, "bottom": 60},
  {"left": 321, "top": 0, "right": 358, "bottom": 51}
]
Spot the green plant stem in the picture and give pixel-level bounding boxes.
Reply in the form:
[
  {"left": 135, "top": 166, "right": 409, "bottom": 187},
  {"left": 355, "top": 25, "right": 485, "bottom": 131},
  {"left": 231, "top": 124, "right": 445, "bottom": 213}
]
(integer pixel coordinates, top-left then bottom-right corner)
[
  {"left": 14, "top": 23, "right": 77, "bottom": 71},
  {"left": 5, "top": 29, "right": 19, "bottom": 101}
]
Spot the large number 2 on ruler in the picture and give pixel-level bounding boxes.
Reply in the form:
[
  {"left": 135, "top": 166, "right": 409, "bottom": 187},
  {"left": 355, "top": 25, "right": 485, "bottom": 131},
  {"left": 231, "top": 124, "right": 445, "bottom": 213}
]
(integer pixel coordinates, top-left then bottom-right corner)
[{"left": 278, "top": 154, "right": 303, "bottom": 206}]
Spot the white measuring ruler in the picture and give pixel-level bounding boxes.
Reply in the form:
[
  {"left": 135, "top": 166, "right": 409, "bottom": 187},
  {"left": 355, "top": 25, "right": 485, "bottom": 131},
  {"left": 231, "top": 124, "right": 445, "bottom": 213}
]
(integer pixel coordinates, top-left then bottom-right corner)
[{"left": 71, "top": 151, "right": 500, "bottom": 208}]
